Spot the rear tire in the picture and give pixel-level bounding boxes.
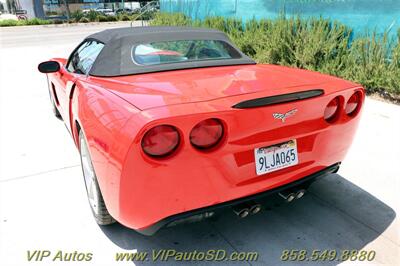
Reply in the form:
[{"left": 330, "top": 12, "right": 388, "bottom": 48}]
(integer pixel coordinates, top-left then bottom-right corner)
[{"left": 79, "top": 131, "right": 115, "bottom": 225}]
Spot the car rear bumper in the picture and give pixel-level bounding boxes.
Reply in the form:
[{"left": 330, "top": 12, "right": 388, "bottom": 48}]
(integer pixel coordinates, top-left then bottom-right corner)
[{"left": 136, "top": 162, "right": 340, "bottom": 235}]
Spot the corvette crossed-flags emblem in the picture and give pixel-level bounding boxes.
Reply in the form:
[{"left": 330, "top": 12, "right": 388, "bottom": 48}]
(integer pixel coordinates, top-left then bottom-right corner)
[{"left": 272, "top": 109, "right": 298, "bottom": 122}]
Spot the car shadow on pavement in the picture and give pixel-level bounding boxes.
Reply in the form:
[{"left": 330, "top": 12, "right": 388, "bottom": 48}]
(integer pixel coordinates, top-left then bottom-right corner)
[{"left": 100, "top": 173, "right": 396, "bottom": 266}]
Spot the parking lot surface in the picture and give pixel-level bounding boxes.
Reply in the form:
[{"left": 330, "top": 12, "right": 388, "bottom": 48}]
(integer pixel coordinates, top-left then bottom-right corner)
[{"left": 1, "top": 23, "right": 399, "bottom": 265}]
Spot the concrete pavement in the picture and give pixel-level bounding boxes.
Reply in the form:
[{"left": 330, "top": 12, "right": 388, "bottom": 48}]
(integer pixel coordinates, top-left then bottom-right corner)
[{"left": 0, "top": 23, "right": 399, "bottom": 266}]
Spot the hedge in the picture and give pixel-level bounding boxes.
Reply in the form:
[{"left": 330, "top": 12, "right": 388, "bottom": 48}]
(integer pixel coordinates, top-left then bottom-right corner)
[{"left": 151, "top": 13, "right": 400, "bottom": 97}]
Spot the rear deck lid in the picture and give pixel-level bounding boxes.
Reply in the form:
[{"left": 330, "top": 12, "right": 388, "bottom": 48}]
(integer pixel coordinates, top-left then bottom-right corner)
[{"left": 90, "top": 64, "right": 355, "bottom": 110}]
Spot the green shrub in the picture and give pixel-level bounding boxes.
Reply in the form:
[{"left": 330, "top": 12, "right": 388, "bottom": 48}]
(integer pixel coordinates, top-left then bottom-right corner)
[
  {"left": 71, "top": 10, "right": 84, "bottom": 22},
  {"left": 106, "top": 15, "right": 118, "bottom": 22},
  {"left": 79, "top": 17, "right": 90, "bottom": 23},
  {"left": 388, "top": 29, "right": 400, "bottom": 94},
  {"left": 141, "top": 10, "right": 157, "bottom": 21},
  {"left": 97, "top": 15, "right": 108, "bottom": 22},
  {"left": 151, "top": 12, "right": 190, "bottom": 25},
  {"left": 334, "top": 30, "right": 399, "bottom": 96},
  {"left": 0, "top": 18, "right": 52, "bottom": 26},
  {"left": 119, "top": 14, "right": 131, "bottom": 21},
  {"left": 86, "top": 10, "right": 99, "bottom": 22},
  {"left": 0, "top": 19, "right": 18, "bottom": 27},
  {"left": 151, "top": 12, "right": 400, "bottom": 96},
  {"left": 117, "top": 11, "right": 128, "bottom": 19},
  {"left": 24, "top": 18, "right": 51, "bottom": 25}
]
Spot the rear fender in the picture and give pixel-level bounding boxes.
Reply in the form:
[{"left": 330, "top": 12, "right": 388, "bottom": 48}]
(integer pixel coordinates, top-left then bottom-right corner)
[{"left": 71, "top": 80, "right": 142, "bottom": 218}]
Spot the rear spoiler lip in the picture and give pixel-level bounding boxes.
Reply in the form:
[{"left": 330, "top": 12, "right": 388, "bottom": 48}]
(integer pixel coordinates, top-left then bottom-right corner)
[{"left": 232, "top": 89, "right": 324, "bottom": 109}]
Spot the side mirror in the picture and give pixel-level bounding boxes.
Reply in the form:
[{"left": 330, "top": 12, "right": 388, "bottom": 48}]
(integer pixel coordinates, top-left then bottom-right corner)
[{"left": 38, "top": 61, "right": 60, "bottom": 73}]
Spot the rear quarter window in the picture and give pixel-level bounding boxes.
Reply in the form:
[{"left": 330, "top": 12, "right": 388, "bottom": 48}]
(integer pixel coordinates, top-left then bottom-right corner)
[{"left": 132, "top": 40, "right": 241, "bottom": 66}]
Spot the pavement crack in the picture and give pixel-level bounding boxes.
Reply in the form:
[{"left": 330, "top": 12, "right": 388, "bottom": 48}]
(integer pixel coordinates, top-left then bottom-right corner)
[{"left": 0, "top": 165, "right": 80, "bottom": 183}]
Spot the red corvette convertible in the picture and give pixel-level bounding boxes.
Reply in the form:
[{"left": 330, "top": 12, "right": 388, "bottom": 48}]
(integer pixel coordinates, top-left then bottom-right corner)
[{"left": 38, "top": 26, "right": 364, "bottom": 235}]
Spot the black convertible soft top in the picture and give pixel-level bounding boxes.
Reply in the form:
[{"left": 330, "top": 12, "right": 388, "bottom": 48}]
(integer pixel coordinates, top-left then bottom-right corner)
[{"left": 86, "top": 26, "right": 255, "bottom": 77}]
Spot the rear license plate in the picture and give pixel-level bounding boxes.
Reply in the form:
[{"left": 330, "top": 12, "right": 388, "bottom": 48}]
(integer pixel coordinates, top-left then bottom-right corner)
[{"left": 254, "top": 140, "right": 298, "bottom": 175}]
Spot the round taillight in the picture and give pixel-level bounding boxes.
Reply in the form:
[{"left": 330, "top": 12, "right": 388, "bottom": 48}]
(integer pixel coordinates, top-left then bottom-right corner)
[
  {"left": 141, "top": 125, "right": 180, "bottom": 157},
  {"left": 345, "top": 91, "right": 362, "bottom": 116},
  {"left": 190, "top": 118, "right": 224, "bottom": 149},
  {"left": 324, "top": 97, "right": 340, "bottom": 122}
]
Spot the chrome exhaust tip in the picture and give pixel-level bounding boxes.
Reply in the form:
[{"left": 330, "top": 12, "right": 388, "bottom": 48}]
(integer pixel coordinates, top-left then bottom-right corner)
[
  {"left": 279, "top": 192, "right": 296, "bottom": 202},
  {"left": 295, "top": 189, "right": 306, "bottom": 199},
  {"left": 232, "top": 204, "right": 250, "bottom": 218},
  {"left": 238, "top": 209, "right": 250, "bottom": 218},
  {"left": 250, "top": 204, "right": 262, "bottom": 215}
]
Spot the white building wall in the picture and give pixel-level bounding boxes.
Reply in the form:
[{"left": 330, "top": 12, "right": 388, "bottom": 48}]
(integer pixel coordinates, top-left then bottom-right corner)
[
  {"left": 0, "top": 0, "right": 9, "bottom": 13},
  {"left": 19, "top": 0, "right": 35, "bottom": 18}
]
